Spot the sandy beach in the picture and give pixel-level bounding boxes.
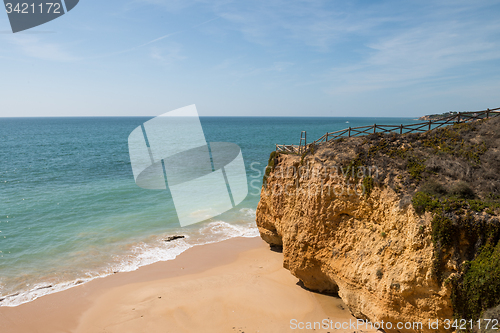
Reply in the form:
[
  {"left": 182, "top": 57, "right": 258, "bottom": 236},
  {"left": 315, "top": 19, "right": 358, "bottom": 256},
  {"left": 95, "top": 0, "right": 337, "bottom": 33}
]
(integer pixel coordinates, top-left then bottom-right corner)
[{"left": 0, "top": 237, "right": 376, "bottom": 333}]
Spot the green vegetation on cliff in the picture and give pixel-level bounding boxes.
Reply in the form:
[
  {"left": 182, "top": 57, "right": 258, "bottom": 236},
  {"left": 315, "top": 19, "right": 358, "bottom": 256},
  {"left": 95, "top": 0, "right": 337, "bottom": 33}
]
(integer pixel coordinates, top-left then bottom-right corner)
[
  {"left": 412, "top": 181, "right": 500, "bottom": 322},
  {"left": 318, "top": 116, "right": 500, "bottom": 323},
  {"left": 259, "top": 113, "right": 500, "bottom": 331},
  {"left": 263, "top": 151, "right": 278, "bottom": 186}
]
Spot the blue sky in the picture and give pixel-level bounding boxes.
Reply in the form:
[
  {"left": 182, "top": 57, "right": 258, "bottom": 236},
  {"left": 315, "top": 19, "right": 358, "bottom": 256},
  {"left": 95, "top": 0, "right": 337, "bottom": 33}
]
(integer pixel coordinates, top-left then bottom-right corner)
[{"left": 1, "top": 0, "right": 500, "bottom": 117}]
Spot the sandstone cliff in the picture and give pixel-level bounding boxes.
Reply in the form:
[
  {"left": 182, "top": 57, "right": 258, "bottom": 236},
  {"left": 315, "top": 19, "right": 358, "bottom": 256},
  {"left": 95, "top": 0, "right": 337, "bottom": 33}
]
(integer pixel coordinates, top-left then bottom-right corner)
[{"left": 256, "top": 117, "right": 500, "bottom": 332}]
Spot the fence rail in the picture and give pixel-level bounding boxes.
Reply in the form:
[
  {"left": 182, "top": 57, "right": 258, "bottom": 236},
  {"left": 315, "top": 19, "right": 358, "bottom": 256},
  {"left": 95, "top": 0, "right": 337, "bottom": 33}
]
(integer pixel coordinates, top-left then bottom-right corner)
[{"left": 276, "top": 108, "right": 500, "bottom": 154}]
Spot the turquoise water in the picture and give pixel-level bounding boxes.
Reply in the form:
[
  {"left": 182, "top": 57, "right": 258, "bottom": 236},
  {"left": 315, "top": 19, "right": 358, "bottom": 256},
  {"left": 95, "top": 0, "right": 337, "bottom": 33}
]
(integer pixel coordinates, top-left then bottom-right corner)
[{"left": 0, "top": 116, "right": 417, "bottom": 305}]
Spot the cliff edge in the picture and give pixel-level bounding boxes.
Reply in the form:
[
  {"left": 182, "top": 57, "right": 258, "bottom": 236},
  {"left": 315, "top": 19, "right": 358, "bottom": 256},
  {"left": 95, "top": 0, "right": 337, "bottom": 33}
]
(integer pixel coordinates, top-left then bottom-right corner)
[{"left": 256, "top": 117, "right": 500, "bottom": 332}]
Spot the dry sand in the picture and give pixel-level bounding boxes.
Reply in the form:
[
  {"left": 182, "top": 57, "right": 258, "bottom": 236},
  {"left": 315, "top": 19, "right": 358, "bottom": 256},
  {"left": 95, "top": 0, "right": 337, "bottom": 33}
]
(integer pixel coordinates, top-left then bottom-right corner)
[{"left": 0, "top": 237, "right": 376, "bottom": 333}]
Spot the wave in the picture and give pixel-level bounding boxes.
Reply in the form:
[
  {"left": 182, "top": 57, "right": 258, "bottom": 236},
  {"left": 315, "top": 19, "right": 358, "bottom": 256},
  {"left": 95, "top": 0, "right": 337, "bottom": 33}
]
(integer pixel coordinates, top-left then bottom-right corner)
[
  {"left": 239, "top": 208, "right": 256, "bottom": 218},
  {"left": 0, "top": 219, "right": 258, "bottom": 307}
]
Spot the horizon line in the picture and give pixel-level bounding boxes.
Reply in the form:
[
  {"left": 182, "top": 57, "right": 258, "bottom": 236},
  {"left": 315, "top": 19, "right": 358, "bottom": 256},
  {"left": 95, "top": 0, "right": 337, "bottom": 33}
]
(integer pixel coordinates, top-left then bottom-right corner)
[{"left": 0, "top": 115, "right": 422, "bottom": 119}]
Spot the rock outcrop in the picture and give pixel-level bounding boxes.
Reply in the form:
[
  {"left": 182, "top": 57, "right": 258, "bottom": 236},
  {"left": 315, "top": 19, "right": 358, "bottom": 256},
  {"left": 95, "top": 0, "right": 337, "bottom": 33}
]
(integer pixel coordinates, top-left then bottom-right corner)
[{"left": 257, "top": 117, "right": 500, "bottom": 332}]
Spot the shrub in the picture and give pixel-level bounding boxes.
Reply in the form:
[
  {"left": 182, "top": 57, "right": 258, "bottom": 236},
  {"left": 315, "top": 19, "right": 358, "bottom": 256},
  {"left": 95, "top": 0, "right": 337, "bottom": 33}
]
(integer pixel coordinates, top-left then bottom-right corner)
[
  {"left": 431, "top": 215, "right": 455, "bottom": 248},
  {"left": 452, "top": 242, "right": 500, "bottom": 320},
  {"left": 469, "top": 200, "right": 488, "bottom": 212},
  {"left": 420, "top": 179, "right": 448, "bottom": 196},
  {"left": 412, "top": 191, "right": 441, "bottom": 214},
  {"left": 344, "top": 155, "right": 365, "bottom": 181},
  {"left": 376, "top": 269, "right": 383, "bottom": 279},
  {"left": 450, "top": 181, "right": 475, "bottom": 199},
  {"left": 362, "top": 176, "right": 374, "bottom": 197},
  {"left": 407, "top": 157, "right": 426, "bottom": 180},
  {"left": 263, "top": 151, "right": 278, "bottom": 185}
]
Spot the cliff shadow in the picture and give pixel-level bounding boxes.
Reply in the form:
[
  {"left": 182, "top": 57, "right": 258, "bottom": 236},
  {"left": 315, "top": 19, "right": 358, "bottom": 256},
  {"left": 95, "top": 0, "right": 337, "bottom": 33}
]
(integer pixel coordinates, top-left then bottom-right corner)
[
  {"left": 296, "top": 280, "right": 340, "bottom": 298},
  {"left": 269, "top": 244, "right": 283, "bottom": 253}
]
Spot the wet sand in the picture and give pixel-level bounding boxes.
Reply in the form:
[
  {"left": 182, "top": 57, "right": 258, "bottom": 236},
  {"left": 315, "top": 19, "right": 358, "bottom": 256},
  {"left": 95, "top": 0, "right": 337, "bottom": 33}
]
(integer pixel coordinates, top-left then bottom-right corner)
[{"left": 0, "top": 237, "right": 373, "bottom": 333}]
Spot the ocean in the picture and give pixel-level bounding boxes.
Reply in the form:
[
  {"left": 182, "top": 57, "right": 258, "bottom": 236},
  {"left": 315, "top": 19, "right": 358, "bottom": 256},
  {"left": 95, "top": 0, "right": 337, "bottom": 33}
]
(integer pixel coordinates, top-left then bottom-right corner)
[{"left": 0, "top": 116, "right": 417, "bottom": 306}]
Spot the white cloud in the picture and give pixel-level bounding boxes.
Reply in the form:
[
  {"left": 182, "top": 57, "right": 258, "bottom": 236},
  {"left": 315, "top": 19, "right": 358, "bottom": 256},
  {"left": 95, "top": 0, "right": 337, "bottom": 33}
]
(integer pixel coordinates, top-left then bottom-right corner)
[
  {"left": 150, "top": 44, "right": 185, "bottom": 67},
  {"left": 324, "top": 11, "right": 500, "bottom": 94},
  {"left": 3, "top": 35, "right": 80, "bottom": 62}
]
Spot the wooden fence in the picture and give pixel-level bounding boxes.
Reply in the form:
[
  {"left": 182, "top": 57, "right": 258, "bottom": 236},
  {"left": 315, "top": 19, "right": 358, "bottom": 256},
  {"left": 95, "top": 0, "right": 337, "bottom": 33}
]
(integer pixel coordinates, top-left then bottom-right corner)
[{"left": 276, "top": 107, "right": 500, "bottom": 154}]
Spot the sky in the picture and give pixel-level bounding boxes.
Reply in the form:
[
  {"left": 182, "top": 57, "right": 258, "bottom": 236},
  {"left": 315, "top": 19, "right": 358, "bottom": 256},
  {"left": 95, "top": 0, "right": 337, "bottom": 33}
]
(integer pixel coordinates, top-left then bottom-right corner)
[{"left": 0, "top": 0, "right": 500, "bottom": 117}]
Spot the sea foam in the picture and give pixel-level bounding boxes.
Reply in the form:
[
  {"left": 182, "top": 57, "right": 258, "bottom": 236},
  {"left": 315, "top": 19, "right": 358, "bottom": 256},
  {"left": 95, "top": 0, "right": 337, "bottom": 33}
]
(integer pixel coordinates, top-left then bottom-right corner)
[{"left": 0, "top": 218, "right": 258, "bottom": 307}]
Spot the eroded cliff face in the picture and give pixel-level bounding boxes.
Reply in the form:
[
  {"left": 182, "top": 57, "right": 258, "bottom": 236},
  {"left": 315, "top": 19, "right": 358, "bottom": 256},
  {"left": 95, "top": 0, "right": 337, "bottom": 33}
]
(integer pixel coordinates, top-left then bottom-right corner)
[
  {"left": 257, "top": 149, "right": 454, "bottom": 332},
  {"left": 257, "top": 118, "right": 500, "bottom": 332}
]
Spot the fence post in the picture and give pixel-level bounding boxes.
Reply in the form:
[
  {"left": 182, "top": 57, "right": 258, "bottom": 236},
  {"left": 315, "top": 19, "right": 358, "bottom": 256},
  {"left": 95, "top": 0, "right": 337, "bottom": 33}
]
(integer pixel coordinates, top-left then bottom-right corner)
[
  {"left": 373, "top": 124, "right": 376, "bottom": 134},
  {"left": 457, "top": 112, "right": 461, "bottom": 123},
  {"left": 400, "top": 124, "right": 403, "bottom": 134},
  {"left": 428, "top": 120, "right": 431, "bottom": 131},
  {"left": 348, "top": 127, "right": 351, "bottom": 137},
  {"left": 325, "top": 132, "right": 328, "bottom": 142},
  {"left": 487, "top": 108, "right": 490, "bottom": 119}
]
